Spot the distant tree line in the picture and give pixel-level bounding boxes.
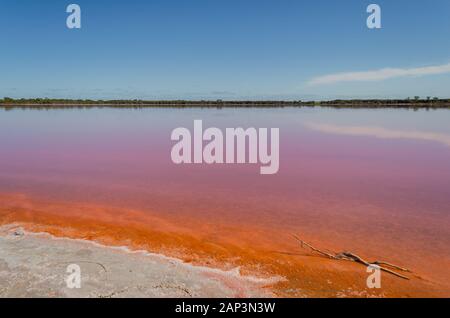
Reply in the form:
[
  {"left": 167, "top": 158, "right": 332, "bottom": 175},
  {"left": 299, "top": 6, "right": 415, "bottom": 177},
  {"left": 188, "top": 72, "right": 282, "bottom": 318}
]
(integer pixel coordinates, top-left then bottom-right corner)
[
  {"left": 1, "top": 97, "right": 449, "bottom": 109},
  {"left": 300, "top": 97, "right": 450, "bottom": 109},
  {"left": 0, "top": 98, "right": 301, "bottom": 107}
]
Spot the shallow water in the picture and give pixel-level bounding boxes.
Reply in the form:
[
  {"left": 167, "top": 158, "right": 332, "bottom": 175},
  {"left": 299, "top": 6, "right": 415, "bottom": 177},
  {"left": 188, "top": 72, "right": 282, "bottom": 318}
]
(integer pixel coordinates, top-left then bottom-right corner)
[{"left": 1, "top": 107, "right": 450, "bottom": 294}]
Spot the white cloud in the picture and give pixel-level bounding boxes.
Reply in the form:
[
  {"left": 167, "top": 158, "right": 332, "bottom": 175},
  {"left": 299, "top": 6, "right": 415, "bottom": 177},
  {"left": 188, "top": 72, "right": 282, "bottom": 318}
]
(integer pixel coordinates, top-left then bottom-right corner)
[
  {"left": 308, "top": 63, "right": 450, "bottom": 85},
  {"left": 305, "top": 122, "right": 450, "bottom": 148}
]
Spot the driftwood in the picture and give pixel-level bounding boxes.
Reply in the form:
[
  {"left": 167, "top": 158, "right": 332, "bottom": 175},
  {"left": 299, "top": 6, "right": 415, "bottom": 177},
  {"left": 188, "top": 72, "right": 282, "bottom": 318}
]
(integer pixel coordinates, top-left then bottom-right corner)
[{"left": 292, "top": 234, "right": 411, "bottom": 280}]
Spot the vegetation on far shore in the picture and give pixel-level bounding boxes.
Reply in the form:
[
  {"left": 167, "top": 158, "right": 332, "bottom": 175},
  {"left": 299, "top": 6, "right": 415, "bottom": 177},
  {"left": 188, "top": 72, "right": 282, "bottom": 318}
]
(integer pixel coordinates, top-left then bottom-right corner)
[{"left": 1, "top": 97, "right": 450, "bottom": 109}]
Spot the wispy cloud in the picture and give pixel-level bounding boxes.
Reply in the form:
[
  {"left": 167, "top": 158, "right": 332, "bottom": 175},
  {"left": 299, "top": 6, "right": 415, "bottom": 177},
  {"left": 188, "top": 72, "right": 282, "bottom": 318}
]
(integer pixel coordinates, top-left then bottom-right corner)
[
  {"left": 306, "top": 122, "right": 450, "bottom": 148},
  {"left": 307, "top": 62, "right": 450, "bottom": 85}
]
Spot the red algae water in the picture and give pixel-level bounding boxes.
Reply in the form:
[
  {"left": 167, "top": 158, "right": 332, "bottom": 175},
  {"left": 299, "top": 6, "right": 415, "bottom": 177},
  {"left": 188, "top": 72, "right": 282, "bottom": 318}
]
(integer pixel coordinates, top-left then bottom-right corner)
[{"left": 1, "top": 107, "right": 449, "bottom": 297}]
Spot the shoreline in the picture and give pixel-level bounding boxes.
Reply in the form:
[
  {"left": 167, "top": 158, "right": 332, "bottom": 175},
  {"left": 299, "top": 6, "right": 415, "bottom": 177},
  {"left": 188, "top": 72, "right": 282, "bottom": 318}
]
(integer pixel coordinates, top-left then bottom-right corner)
[
  {"left": 1, "top": 100, "right": 450, "bottom": 109},
  {"left": 1, "top": 194, "right": 449, "bottom": 298},
  {"left": 0, "top": 224, "right": 277, "bottom": 298}
]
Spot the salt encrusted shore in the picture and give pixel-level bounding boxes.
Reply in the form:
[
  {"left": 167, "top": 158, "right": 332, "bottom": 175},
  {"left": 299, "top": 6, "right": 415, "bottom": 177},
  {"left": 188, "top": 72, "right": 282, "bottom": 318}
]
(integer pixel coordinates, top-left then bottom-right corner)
[{"left": 0, "top": 224, "right": 278, "bottom": 298}]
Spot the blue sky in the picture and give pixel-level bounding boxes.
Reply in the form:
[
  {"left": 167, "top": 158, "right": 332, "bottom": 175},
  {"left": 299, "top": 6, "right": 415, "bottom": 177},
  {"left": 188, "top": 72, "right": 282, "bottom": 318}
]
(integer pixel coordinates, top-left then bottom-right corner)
[{"left": 1, "top": 0, "right": 449, "bottom": 100}]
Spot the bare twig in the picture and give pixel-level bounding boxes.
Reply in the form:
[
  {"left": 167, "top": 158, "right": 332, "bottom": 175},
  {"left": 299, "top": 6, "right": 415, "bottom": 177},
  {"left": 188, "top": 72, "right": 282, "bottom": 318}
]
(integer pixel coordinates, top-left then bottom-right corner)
[
  {"left": 372, "top": 261, "right": 410, "bottom": 272},
  {"left": 292, "top": 234, "right": 411, "bottom": 280},
  {"left": 337, "top": 252, "right": 410, "bottom": 280},
  {"left": 292, "top": 235, "right": 337, "bottom": 259}
]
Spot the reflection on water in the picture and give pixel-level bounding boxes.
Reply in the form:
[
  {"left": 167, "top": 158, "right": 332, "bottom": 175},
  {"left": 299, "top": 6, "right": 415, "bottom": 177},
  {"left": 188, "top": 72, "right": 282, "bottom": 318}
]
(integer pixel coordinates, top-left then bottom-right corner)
[{"left": 305, "top": 122, "right": 450, "bottom": 147}]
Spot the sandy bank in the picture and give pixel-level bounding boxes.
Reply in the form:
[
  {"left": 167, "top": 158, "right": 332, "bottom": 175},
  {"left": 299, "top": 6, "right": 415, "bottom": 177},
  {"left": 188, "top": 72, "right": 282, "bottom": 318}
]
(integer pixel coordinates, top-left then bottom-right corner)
[{"left": 0, "top": 224, "right": 276, "bottom": 298}]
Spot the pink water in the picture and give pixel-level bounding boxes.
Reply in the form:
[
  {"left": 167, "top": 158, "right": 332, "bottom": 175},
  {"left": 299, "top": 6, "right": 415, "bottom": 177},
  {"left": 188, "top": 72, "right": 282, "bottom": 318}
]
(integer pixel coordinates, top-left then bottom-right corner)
[{"left": 1, "top": 107, "right": 449, "bottom": 295}]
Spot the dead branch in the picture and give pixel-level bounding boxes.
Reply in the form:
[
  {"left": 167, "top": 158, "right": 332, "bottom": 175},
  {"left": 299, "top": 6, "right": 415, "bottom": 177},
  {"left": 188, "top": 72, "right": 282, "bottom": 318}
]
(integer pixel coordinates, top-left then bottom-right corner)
[
  {"left": 292, "top": 235, "right": 338, "bottom": 259},
  {"left": 337, "top": 252, "right": 410, "bottom": 280},
  {"left": 292, "top": 234, "right": 411, "bottom": 280},
  {"left": 372, "top": 261, "right": 410, "bottom": 272}
]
